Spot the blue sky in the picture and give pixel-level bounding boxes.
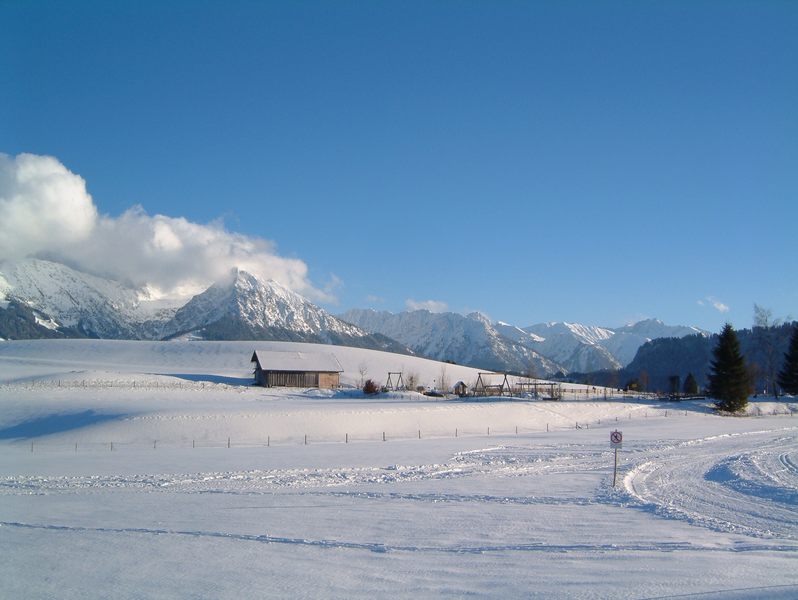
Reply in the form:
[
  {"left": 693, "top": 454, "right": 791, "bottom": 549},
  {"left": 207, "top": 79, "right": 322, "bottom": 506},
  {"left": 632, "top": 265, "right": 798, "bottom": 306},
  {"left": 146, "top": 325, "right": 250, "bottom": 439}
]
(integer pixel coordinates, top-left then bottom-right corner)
[{"left": 2, "top": 1, "right": 796, "bottom": 331}]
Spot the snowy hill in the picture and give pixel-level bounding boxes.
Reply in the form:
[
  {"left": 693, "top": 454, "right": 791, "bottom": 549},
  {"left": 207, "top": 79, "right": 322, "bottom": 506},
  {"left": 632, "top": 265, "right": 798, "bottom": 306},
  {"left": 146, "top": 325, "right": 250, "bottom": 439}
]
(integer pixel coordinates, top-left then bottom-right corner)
[
  {"left": 0, "top": 338, "right": 480, "bottom": 390},
  {"left": 339, "top": 308, "right": 561, "bottom": 375}
]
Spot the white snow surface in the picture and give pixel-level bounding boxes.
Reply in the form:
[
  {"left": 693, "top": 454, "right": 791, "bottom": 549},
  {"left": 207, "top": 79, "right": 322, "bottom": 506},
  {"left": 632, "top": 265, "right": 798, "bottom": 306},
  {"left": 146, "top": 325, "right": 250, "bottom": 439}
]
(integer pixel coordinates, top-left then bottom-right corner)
[{"left": 1, "top": 340, "right": 797, "bottom": 599}]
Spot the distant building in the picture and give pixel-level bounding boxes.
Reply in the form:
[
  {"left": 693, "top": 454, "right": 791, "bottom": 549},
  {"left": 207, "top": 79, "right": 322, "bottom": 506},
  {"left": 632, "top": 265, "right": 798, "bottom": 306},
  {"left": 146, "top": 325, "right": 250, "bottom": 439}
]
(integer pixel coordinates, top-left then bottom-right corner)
[{"left": 250, "top": 350, "right": 343, "bottom": 388}]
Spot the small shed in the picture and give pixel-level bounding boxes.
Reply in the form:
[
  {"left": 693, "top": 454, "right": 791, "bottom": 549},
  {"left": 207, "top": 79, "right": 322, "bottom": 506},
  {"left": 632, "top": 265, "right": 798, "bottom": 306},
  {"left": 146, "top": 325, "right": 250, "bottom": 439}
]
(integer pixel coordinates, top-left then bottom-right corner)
[{"left": 251, "top": 350, "right": 343, "bottom": 388}]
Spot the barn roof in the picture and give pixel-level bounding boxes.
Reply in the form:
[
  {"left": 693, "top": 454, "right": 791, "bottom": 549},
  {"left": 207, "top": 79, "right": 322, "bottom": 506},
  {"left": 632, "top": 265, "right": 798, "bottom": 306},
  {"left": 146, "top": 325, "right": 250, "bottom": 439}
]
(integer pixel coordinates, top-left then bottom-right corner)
[{"left": 250, "top": 350, "right": 343, "bottom": 373}]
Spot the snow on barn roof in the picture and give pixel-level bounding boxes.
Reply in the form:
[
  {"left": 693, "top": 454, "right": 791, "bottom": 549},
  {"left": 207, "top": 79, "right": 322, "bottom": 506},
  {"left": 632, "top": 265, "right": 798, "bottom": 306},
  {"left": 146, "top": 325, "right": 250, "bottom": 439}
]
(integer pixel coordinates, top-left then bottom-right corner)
[{"left": 250, "top": 350, "right": 343, "bottom": 373}]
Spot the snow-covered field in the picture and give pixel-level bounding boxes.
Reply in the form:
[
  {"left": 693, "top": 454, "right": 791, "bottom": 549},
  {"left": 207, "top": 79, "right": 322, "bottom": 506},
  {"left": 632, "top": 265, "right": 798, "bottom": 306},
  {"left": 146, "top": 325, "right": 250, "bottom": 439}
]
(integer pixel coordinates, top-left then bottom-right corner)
[{"left": 1, "top": 340, "right": 797, "bottom": 599}]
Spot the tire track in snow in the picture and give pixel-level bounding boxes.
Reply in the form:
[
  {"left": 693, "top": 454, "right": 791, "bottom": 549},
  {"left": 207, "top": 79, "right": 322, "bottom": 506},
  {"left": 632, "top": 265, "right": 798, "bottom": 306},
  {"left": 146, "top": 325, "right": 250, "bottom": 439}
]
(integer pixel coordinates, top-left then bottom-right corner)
[
  {"left": 4, "top": 520, "right": 797, "bottom": 555},
  {"left": 318, "top": 490, "right": 598, "bottom": 506}
]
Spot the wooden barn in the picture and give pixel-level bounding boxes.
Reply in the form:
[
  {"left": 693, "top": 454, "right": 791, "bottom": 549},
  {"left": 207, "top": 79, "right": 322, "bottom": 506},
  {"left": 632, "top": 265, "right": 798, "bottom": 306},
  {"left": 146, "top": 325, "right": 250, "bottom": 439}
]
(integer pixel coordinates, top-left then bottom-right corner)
[{"left": 250, "top": 350, "right": 343, "bottom": 388}]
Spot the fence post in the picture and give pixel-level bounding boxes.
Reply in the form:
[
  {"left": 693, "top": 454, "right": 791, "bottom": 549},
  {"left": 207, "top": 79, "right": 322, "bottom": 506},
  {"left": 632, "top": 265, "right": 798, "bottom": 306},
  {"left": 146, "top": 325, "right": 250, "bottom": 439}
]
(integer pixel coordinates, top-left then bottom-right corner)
[
  {"left": 192, "top": 439, "right": 195, "bottom": 448},
  {"left": 546, "top": 423, "right": 549, "bottom": 432},
  {"left": 418, "top": 429, "right": 421, "bottom": 439},
  {"left": 110, "top": 442, "right": 114, "bottom": 451},
  {"left": 345, "top": 433, "right": 348, "bottom": 444},
  {"left": 304, "top": 434, "right": 307, "bottom": 445},
  {"left": 227, "top": 437, "right": 230, "bottom": 448},
  {"left": 267, "top": 436, "right": 270, "bottom": 447},
  {"left": 153, "top": 440, "right": 157, "bottom": 450},
  {"left": 383, "top": 431, "right": 386, "bottom": 442},
  {"left": 487, "top": 427, "right": 490, "bottom": 436}
]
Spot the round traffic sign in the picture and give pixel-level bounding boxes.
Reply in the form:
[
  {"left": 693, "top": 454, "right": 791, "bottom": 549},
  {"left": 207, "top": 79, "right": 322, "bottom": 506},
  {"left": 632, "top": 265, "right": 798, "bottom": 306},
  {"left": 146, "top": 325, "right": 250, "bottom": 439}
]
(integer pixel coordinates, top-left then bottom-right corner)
[{"left": 610, "top": 431, "right": 623, "bottom": 444}]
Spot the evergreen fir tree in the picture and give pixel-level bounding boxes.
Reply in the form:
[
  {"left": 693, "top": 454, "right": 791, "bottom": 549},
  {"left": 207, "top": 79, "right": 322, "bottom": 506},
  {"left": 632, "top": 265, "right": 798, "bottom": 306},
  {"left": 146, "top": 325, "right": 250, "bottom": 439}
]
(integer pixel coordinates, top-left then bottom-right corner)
[
  {"left": 683, "top": 372, "right": 699, "bottom": 395},
  {"left": 707, "top": 324, "right": 750, "bottom": 412},
  {"left": 777, "top": 324, "right": 798, "bottom": 395}
]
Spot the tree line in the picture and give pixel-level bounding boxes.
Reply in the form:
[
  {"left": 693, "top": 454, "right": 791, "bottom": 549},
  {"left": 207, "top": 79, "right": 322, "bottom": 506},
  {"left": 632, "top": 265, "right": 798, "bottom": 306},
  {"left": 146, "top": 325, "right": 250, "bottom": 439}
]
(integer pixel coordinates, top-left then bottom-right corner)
[{"left": 566, "top": 308, "right": 798, "bottom": 413}]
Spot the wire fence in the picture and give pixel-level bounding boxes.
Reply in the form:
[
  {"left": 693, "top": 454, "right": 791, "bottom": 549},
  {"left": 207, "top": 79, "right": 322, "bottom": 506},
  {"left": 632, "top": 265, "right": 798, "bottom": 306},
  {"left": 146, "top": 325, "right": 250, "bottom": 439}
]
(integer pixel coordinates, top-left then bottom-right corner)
[
  {"left": 0, "top": 378, "right": 662, "bottom": 403},
  {"left": 11, "top": 406, "right": 795, "bottom": 455},
  {"left": 0, "top": 379, "right": 240, "bottom": 391}
]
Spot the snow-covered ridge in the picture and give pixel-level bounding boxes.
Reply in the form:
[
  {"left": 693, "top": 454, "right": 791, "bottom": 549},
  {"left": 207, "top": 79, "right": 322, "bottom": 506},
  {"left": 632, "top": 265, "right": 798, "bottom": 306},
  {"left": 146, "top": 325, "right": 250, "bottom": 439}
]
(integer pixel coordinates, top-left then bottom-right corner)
[
  {"left": 340, "top": 308, "right": 561, "bottom": 375},
  {"left": 164, "top": 269, "right": 379, "bottom": 344},
  {"left": 344, "top": 310, "right": 707, "bottom": 375},
  {"left": 0, "top": 258, "right": 182, "bottom": 337},
  {"left": 0, "top": 260, "right": 405, "bottom": 352}
]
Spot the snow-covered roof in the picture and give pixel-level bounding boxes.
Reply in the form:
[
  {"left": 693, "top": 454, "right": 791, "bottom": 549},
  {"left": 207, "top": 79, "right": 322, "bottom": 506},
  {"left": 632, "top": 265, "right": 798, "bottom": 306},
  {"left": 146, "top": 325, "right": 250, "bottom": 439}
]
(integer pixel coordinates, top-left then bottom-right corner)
[{"left": 251, "top": 350, "right": 343, "bottom": 373}]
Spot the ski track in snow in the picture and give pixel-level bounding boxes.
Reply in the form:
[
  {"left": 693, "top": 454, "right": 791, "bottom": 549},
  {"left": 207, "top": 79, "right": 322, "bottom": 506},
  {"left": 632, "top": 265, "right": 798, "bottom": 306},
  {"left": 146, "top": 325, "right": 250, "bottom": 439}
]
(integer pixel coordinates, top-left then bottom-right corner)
[
  {"left": 0, "top": 444, "right": 608, "bottom": 494},
  {"left": 4, "top": 519, "right": 798, "bottom": 555},
  {"left": 4, "top": 428, "right": 798, "bottom": 549},
  {"left": 623, "top": 428, "right": 798, "bottom": 540}
]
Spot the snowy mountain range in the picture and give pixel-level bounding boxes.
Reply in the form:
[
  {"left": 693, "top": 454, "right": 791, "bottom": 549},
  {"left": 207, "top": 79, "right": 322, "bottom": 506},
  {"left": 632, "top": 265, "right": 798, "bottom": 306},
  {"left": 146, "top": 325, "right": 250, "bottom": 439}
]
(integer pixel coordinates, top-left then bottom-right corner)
[
  {"left": 338, "top": 308, "right": 559, "bottom": 376},
  {"left": 341, "top": 309, "right": 707, "bottom": 375},
  {"left": 0, "top": 258, "right": 706, "bottom": 374},
  {"left": 0, "top": 259, "right": 408, "bottom": 354},
  {"left": 523, "top": 320, "right": 705, "bottom": 371}
]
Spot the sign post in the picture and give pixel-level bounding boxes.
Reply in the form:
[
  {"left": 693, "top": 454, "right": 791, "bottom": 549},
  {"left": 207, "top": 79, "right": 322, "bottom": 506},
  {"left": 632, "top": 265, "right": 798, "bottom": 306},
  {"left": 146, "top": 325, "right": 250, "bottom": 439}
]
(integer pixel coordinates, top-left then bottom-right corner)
[{"left": 610, "top": 430, "right": 623, "bottom": 487}]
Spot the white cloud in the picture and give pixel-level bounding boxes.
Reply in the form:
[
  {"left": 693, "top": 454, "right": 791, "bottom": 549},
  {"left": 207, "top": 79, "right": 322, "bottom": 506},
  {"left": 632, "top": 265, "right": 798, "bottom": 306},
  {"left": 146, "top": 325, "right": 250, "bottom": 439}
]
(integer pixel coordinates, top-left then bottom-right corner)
[
  {"left": 366, "top": 294, "right": 385, "bottom": 304},
  {"left": 320, "top": 274, "right": 343, "bottom": 304},
  {"left": 0, "top": 153, "right": 98, "bottom": 260},
  {"left": 712, "top": 300, "right": 730, "bottom": 313},
  {"left": 698, "top": 296, "right": 729, "bottom": 314},
  {"left": 0, "top": 153, "right": 331, "bottom": 302},
  {"left": 405, "top": 298, "right": 449, "bottom": 313}
]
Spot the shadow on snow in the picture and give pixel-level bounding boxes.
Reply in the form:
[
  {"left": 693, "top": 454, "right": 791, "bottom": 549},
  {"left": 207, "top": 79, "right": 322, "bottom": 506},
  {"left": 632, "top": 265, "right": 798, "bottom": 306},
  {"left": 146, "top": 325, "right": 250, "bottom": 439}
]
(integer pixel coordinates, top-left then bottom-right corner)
[
  {"left": 163, "top": 373, "right": 254, "bottom": 386},
  {"left": 0, "top": 410, "right": 128, "bottom": 439}
]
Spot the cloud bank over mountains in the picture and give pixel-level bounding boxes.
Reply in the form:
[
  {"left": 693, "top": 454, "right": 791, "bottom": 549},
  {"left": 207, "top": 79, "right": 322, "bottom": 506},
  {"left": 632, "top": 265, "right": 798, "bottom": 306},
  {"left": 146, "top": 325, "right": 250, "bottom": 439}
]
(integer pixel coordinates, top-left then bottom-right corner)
[
  {"left": 0, "top": 153, "right": 330, "bottom": 302},
  {"left": 405, "top": 298, "right": 449, "bottom": 313}
]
